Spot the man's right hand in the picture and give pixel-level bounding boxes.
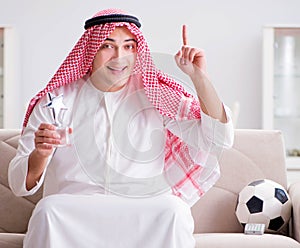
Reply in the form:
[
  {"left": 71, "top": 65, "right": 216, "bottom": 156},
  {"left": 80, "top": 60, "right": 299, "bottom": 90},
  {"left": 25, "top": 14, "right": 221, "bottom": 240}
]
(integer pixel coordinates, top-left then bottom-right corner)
[{"left": 34, "top": 123, "right": 61, "bottom": 158}]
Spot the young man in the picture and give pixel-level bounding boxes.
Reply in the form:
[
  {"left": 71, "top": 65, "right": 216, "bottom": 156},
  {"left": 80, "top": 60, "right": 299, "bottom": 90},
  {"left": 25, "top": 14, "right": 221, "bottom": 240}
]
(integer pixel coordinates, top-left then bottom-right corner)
[{"left": 9, "top": 9, "right": 233, "bottom": 248}]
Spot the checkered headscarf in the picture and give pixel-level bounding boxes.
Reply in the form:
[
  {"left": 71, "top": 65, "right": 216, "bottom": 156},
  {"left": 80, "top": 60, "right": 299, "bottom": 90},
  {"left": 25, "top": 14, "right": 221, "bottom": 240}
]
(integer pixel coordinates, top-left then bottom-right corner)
[{"left": 23, "top": 9, "right": 220, "bottom": 206}]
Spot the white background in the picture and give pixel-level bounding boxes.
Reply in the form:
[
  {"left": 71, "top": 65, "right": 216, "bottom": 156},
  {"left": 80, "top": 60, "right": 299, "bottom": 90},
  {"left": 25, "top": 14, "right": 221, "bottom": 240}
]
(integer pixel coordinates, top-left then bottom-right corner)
[{"left": 1, "top": 0, "right": 300, "bottom": 128}]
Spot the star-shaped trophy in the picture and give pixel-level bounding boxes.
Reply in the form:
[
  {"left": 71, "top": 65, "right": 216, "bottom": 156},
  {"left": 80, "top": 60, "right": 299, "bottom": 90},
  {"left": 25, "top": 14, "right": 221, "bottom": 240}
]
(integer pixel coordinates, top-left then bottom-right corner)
[{"left": 44, "top": 92, "right": 70, "bottom": 147}]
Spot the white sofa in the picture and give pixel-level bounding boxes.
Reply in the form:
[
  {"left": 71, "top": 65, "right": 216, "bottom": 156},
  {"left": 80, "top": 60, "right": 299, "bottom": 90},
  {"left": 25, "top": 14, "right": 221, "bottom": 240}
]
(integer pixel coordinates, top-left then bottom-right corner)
[{"left": 1, "top": 129, "right": 300, "bottom": 247}]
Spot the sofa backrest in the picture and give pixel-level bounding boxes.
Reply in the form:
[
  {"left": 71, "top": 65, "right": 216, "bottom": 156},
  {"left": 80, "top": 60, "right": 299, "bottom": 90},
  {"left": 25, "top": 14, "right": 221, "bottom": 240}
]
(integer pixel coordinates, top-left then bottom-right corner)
[
  {"left": 0, "top": 129, "right": 42, "bottom": 233},
  {"left": 191, "top": 129, "right": 288, "bottom": 234}
]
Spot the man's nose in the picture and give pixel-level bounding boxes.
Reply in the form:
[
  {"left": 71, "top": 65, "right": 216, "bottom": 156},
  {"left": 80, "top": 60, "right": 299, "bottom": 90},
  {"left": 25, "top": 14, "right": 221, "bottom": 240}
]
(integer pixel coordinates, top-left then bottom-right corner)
[{"left": 113, "top": 47, "right": 124, "bottom": 59}]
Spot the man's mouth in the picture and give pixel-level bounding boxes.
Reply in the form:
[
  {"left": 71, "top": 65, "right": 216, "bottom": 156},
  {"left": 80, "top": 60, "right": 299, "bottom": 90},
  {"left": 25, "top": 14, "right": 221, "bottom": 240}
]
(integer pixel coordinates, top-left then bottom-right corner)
[{"left": 107, "top": 65, "right": 127, "bottom": 72}]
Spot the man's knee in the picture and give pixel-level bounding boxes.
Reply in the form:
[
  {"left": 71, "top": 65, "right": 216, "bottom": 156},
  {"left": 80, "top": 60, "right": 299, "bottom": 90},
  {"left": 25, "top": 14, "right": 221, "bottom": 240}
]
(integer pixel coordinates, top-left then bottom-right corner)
[
  {"left": 32, "top": 194, "right": 65, "bottom": 217},
  {"left": 162, "top": 195, "right": 192, "bottom": 219}
]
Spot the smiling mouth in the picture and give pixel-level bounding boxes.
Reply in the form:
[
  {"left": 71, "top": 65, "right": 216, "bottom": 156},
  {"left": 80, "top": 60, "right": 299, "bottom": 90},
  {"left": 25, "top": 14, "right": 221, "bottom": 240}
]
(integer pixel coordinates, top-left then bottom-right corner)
[{"left": 107, "top": 66, "right": 127, "bottom": 72}]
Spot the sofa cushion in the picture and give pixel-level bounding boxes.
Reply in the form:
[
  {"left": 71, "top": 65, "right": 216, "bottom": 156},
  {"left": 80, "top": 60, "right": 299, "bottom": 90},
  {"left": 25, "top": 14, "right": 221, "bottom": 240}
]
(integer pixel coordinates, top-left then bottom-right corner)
[
  {"left": 194, "top": 233, "right": 300, "bottom": 248},
  {"left": 192, "top": 130, "right": 289, "bottom": 235},
  {"left": 0, "top": 233, "right": 24, "bottom": 248},
  {"left": 0, "top": 129, "right": 42, "bottom": 233}
]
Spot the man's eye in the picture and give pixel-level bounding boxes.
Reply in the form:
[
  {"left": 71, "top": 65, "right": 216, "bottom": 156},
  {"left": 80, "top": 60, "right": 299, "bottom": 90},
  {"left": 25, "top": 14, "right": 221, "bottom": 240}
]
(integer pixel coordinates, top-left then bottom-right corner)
[
  {"left": 101, "top": 44, "right": 113, "bottom": 49},
  {"left": 125, "top": 44, "right": 135, "bottom": 50}
]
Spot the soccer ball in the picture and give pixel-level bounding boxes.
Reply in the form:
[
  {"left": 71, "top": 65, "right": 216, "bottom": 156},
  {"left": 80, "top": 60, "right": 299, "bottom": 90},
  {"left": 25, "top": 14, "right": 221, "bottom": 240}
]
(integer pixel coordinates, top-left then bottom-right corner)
[{"left": 235, "top": 179, "right": 292, "bottom": 232}]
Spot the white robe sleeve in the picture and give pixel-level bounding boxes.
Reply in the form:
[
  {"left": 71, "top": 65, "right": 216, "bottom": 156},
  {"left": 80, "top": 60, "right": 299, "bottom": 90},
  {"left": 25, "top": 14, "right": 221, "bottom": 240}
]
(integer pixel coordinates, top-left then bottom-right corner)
[
  {"left": 8, "top": 97, "right": 54, "bottom": 197},
  {"left": 163, "top": 104, "right": 234, "bottom": 151}
]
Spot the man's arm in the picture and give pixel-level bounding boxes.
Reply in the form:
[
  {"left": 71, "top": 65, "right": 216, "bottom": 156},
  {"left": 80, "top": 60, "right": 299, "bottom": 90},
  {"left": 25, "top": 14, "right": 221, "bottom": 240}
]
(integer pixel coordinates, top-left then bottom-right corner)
[
  {"left": 174, "top": 25, "right": 227, "bottom": 124},
  {"left": 8, "top": 98, "right": 63, "bottom": 196},
  {"left": 26, "top": 123, "right": 61, "bottom": 190}
]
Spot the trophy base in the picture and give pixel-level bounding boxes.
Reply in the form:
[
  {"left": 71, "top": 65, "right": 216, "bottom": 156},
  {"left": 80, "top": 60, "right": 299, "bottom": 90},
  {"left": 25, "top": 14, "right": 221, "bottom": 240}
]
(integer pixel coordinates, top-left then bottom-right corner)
[{"left": 55, "top": 126, "right": 71, "bottom": 147}]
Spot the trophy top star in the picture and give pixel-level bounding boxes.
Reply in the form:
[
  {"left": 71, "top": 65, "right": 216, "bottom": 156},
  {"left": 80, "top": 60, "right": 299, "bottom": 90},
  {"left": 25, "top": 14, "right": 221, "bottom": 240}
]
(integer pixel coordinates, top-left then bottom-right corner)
[{"left": 44, "top": 93, "right": 68, "bottom": 125}]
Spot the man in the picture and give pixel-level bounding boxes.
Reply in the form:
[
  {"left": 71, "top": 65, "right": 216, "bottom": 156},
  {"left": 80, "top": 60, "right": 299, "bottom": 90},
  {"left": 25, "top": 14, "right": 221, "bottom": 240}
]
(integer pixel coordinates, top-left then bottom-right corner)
[{"left": 9, "top": 9, "right": 233, "bottom": 248}]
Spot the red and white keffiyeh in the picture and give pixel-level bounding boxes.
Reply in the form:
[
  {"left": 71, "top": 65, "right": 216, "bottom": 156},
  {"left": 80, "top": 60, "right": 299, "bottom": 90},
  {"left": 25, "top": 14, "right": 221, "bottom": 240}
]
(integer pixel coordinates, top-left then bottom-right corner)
[{"left": 23, "top": 9, "right": 219, "bottom": 205}]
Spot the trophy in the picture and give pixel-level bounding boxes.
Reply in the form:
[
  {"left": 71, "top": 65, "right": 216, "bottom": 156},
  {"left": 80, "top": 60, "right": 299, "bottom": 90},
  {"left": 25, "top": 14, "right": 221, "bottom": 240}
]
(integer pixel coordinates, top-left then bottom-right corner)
[{"left": 44, "top": 92, "right": 70, "bottom": 147}]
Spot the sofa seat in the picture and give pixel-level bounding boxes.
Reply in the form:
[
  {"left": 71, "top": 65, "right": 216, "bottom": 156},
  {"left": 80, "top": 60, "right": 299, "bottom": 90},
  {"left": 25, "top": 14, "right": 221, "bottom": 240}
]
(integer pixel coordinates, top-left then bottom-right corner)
[
  {"left": 194, "top": 233, "right": 300, "bottom": 248},
  {"left": 0, "top": 233, "right": 24, "bottom": 248},
  {"left": 1, "top": 232, "right": 300, "bottom": 248}
]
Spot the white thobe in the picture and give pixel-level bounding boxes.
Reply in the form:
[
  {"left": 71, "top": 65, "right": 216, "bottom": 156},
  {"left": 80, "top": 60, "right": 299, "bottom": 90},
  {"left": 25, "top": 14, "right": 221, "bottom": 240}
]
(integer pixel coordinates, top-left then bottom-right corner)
[{"left": 8, "top": 76, "right": 234, "bottom": 248}]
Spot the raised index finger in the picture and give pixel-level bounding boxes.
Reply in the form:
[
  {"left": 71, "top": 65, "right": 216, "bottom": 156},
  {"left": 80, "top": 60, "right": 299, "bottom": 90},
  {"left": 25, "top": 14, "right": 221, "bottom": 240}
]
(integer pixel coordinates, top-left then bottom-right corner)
[{"left": 182, "top": 24, "right": 188, "bottom": 46}]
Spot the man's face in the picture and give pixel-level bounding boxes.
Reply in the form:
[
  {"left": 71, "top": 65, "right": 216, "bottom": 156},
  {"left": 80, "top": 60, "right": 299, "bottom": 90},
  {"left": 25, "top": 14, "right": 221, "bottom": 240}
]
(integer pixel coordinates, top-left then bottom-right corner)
[{"left": 91, "top": 26, "right": 137, "bottom": 92}]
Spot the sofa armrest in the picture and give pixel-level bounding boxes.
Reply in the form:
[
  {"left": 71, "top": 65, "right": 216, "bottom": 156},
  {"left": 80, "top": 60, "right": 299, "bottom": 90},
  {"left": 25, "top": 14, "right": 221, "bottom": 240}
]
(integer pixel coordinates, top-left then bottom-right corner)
[{"left": 288, "top": 181, "right": 300, "bottom": 242}]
